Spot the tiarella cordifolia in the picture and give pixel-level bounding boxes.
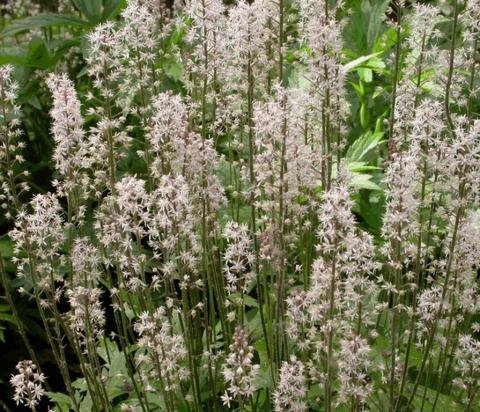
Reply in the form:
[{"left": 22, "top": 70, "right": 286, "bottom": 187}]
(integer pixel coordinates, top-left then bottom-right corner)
[
  {"left": 336, "top": 333, "right": 373, "bottom": 408},
  {"left": 447, "top": 211, "right": 480, "bottom": 315},
  {"left": 117, "top": 0, "right": 159, "bottom": 113},
  {"left": 380, "top": 147, "right": 421, "bottom": 282},
  {"left": 95, "top": 176, "right": 149, "bottom": 290},
  {"left": 8, "top": 193, "right": 83, "bottom": 409},
  {"left": 0, "top": 65, "right": 29, "bottom": 218},
  {"left": 462, "top": 0, "right": 480, "bottom": 118},
  {"left": 146, "top": 92, "right": 188, "bottom": 179},
  {"left": 221, "top": 327, "right": 259, "bottom": 407},
  {"left": 2, "top": 1, "right": 480, "bottom": 411},
  {"left": 148, "top": 174, "right": 200, "bottom": 285},
  {"left": 0, "top": 0, "right": 40, "bottom": 19},
  {"left": 272, "top": 356, "right": 307, "bottom": 412},
  {"left": 10, "top": 360, "right": 45, "bottom": 409},
  {"left": 296, "top": 0, "right": 348, "bottom": 186},
  {"left": 184, "top": 0, "right": 225, "bottom": 96},
  {"left": 223, "top": 221, "right": 255, "bottom": 296},
  {"left": 391, "top": 4, "right": 441, "bottom": 150},
  {"left": 46, "top": 73, "right": 90, "bottom": 215},
  {"left": 305, "top": 173, "right": 376, "bottom": 410},
  {"left": 86, "top": 22, "right": 131, "bottom": 192},
  {"left": 453, "top": 334, "right": 480, "bottom": 408},
  {"left": 134, "top": 307, "right": 189, "bottom": 403},
  {"left": 70, "top": 237, "right": 102, "bottom": 287},
  {"left": 220, "top": 0, "right": 271, "bottom": 113},
  {"left": 10, "top": 193, "right": 65, "bottom": 292},
  {"left": 67, "top": 286, "right": 106, "bottom": 350},
  {"left": 252, "top": 86, "right": 318, "bottom": 268},
  {"left": 146, "top": 89, "right": 225, "bottom": 221}
]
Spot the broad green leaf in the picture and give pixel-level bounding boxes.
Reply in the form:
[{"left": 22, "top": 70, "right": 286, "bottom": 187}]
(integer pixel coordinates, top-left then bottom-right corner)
[
  {"left": 254, "top": 339, "right": 273, "bottom": 389},
  {"left": 0, "top": 238, "right": 14, "bottom": 258},
  {"left": 0, "top": 312, "right": 17, "bottom": 325},
  {"left": 358, "top": 67, "right": 373, "bottom": 83},
  {"left": 364, "top": 56, "right": 386, "bottom": 70},
  {"left": 24, "top": 38, "right": 53, "bottom": 69},
  {"left": 350, "top": 81, "right": 365, "bottom": 97},
  {"left": 343, "top": 51, "right": 383, "bottom": 72},
  {"left": 348, "top": 161, "right": 380, "bottom": 173},
  {"left": 102, "top": 0, "right": 127, "bottom": 20},
  {"left": 289, "top": 66, "right": 310, "bottom": 91},
  {"left": 410, "top": 385, "right": 463, "bottom": 411},
  {"left": 347, "top": 131, "right": 385, "bottom": 163},
  {"left": 45, "top": 392, "right": 73, "bottom": 410},
  {"left": 0, "top": 54, "right": 27, "bottom": 65},
  {"left": 366, "top": 0, "right": 390, "bottom": 50},
  {"left": 373, "top": 26, "right": 399, "bottom": 53},
  {"left": 52, "top": 38, "right": 82, "bottom": 62},
  {"left": 355, "top": 191, "right": 385, "bottom": 235},
  {"left": 343, "top": 0, "right": 389, "bottom": 54},
  {"left": 145, "top": 393, "right": 168, "bottom": 411},
  {"left": 0, "top": 14, "right": 90, "bottom": 39},
  {"left": 72, "top": 0, "right": 125, "bottom": 25},
  {"left": 228, "top": 293, "right": 259, "bottom": 308},
  {"left": 79, "top": 392, "right": 93, "bottom": 412},
  {"left": 72, "top": 377, "right": 88, "bottom": 391},
  {"left": 350, "top": 173, "right": 382, "bottom": 191},
  {"left": 72, "top": 0, "right": 103, "bottom": 23}
]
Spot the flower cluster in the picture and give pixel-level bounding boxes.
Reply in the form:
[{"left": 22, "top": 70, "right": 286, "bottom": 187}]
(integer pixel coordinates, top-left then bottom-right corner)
[
  {"left": 222, "top": 327, "right": 259, "bottom": 405},
  {"left": 0, "top": 65, "right": 28, "bottom": 218},
  {"left": 223, "top": 221, "right": 255, "bottom": 295},
  {"left": 134, "top": 307, "right": 189, "bottom": 393},
  {"left": 10, "top": 360, "right": 45, "bottom": 409},
  {"left": 273, "top": 356, "right": 307, "bottom": 412}
]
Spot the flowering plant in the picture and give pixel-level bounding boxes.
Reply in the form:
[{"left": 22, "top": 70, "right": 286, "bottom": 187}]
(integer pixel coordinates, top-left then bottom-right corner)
[{"left": 0, "top": 0, "right": 479, "bottom": 411}]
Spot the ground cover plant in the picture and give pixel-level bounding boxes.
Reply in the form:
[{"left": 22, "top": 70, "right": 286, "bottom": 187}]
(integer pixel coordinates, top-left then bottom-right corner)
[{"left": 0, "top": 0, "right": 479, "bottom": 410}]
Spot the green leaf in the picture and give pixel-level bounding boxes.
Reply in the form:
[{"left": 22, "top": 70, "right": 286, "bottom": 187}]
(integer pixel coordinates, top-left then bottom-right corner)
[
  {"left": 373, "top": 26, "right": 398, "bottom": 53},
  {"left": 360, "top": 101, "right": 370, "bottom": 129},
  {"left": 358, "top": 67, "right": 373, "bottom": 83},
  {"left": 343, "top": 51, "right": 383, "bottom": 73},
  {"left": 24, "top": 38, "right": 53, "bottom": 69},
  {"left": 0, "top": 237, "right": 14, "bottom": 258},
  {"left": 350, "top": 173, "right": 382, "bottom": 191},
  {"left": 288, "top": 65, "right": 310, "bottom": 91},
  {"left": 347, "top": 131, "right": 385, "bottom": 163},
  {"left": 45, "top": 392, "right": 73, "bottom": 410},
  {"left": 228, "top": 293, "right": 259, "bottom": 308},
  {"left": 102, "top": 0, "right": 127, "bottom": 20},
  {"left": 244, "top": 295, "right": 259, "bottom": 308},
  {"left": 72, "top": 377, "right": 88, "bottom": 391},
  {"left": 0, "top": 14, "right": 90, "bottom": 39},
  {"left": 72, "top": 0, "right": 103, "bottom": 23},
  {"left": 52, "top": 38, "right": 82, "bottom": 63},
  {"left": 254, "top": 339, "right": 273, "bottom": 389},
  {"left": 79, "top": 392, "right": 93, "bottom": 412},
  {"left": 348, "top": 161, "right": 380, "bottom": 173},
  {"left": 350, "top": 81, "right": 365, "bottom": 99},
  {"left": 365, "top": 0, "right": 390, "bottom": 50},
  {"left": 355, "top": 191, "right": 385, "bottom": 234},
  {"left": 0, "top": 54, "right": 27, "bottom": 66},
  {"left": 0, "top": 312, "right": 17, "bottom": 325},
  {"left": 72, "top": 0, "right": 125, "bottom": 25},
  {"left": 343, "top": 0, "right": 389, "bottom": 54},
  {"left": 410, "top": 385, "right": 463, "bottom": 411}
]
